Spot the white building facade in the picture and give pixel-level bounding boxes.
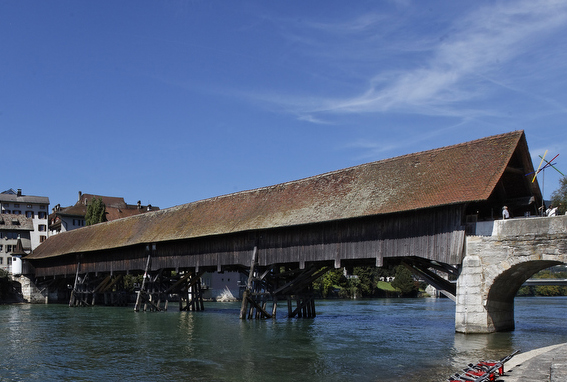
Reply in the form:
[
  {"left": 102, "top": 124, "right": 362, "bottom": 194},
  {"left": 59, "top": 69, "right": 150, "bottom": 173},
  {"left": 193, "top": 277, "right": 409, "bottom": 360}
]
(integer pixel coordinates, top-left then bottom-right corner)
[{"left": 0, "top": 189, "right": 49, "bottom": 273}]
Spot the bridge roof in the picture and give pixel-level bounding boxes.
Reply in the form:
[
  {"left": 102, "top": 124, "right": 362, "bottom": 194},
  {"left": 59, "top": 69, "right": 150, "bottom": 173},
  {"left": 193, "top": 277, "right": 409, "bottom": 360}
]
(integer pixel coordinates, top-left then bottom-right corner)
[{"left": 29, "top": 130, "right": 535, "bottom": 260}]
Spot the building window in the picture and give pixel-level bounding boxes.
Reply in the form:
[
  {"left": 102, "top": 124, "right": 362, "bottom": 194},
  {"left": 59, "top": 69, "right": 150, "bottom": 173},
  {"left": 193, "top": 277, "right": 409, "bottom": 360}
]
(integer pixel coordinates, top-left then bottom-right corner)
[
  {"left": 40, "top": 205, "right": 46, "bottom": 210},
  {"left": 38, "top": 224, "right": 46, "bottom": 232},
  {"left": 0, "top": 245, "right": 2, "bottom": 252},
  {"left": 7, "top": 257, "right": 11, "bottom": 265},
  {"left": 6, "top": 245, "right": 12, "bottom": 253},
  {"left": 14, "top": 204, "right": 19, "bottom": 208},
  {"left": 38, "top": 212, "right": 47, "bottom": 219},
  {"left": 0, "top": 258, "right": 3, "bottom": 265},
  {"left": 40, "top": 235, "right": 46, "bottom": 243},
  {"left": 72, "top": 219, "right": 85, "bottom": 227},
  {"left": 13, "top": 210, "right": 21, "bottom": 215},
  {"left": 3, "top": 210, "right": 10, "bottom": 214},
  {"left": 27, "top": 204, "right": 32, "bottom": 208},
  {"left": 26, "top": 211, "right": 34, "bottom": 218}
]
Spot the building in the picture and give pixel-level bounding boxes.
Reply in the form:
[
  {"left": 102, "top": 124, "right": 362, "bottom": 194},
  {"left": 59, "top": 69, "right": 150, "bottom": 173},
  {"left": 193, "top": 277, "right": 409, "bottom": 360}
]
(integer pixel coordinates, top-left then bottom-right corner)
[
  {"left": 49, "top": 191, "right": 158, "bottom": 235},
  {"left": 0, "top": 189, "right": 50, "bottom": 273},
  {"left": 0, "top": 215, "right": 33, "bottom": 273}
]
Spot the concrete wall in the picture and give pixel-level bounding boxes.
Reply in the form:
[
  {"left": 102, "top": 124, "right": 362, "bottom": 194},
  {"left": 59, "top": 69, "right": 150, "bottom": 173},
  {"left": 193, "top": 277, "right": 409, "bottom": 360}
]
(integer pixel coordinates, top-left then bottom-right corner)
[{"left": 456, "top": 215, "right": 567, "bottom": 333}]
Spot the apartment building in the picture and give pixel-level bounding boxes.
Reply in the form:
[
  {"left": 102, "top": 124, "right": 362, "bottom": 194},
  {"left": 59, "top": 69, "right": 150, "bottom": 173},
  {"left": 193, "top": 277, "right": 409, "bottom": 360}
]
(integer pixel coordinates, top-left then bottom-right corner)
[{"left": 0, "top": 189, "right": 49, "bottom": 272}]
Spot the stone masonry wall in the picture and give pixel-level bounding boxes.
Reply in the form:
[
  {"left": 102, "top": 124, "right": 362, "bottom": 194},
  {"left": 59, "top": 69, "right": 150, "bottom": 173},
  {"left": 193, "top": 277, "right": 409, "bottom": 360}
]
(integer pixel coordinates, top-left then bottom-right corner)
[
  {"left": 456, "top": 215, "right": 567, "bottom": 333},
  {"left": 12, "top": 275, "right": 48, "bottom": 304}
]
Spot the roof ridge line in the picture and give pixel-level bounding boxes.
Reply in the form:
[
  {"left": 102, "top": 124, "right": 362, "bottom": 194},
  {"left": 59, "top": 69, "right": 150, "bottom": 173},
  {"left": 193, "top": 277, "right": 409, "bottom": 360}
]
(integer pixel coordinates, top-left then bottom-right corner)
[{"left": 174, "top": 130, "right": 524, "bottom": 207}]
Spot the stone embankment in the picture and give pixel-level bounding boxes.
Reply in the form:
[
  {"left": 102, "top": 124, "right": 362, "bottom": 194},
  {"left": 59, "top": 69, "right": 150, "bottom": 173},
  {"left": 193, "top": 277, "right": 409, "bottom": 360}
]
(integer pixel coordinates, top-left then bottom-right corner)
[{"left": 499, "top": 343, "right": 567, "bottom": 381}]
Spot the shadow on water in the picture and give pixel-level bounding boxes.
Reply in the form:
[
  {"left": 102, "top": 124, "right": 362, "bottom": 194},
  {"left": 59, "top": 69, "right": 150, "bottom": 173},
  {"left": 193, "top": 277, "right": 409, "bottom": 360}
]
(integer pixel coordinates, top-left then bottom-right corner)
[{"left": 0, "top": 297, "right": 566, "bottom": 382}]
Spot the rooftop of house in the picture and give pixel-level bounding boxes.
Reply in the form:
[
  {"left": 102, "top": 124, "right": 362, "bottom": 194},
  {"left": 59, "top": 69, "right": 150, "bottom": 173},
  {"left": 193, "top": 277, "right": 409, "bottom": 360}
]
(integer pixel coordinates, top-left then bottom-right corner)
[
  {"left": 0, "top": 214, "right": 34, "bottom": 231},
  {"left": 0, "top": 189, "right": 50, "bottom": 205},
  {"left": 50, "top": 192, "right": 159, "bottom": 222}
]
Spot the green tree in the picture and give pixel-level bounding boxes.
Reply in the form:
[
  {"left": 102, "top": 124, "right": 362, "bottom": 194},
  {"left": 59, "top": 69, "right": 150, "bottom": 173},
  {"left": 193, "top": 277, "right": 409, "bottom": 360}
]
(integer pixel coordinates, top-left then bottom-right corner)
[
  {"left": 85, "top": 197, "right": 107, "bottom": 226},
  {"left": 550, "top": 176, "right": 567, "bottom": 215},
  {"left": 391, "top": 265, "right": 418, "bottom": 297},
  {"left": 517, "top": 267, "right": 567, "bottom": 297},
  {"left": 123, "top": 274, "right": 143, "bottom": 292},
  {"left": 313, "top": 268, "right": 347, "bottom": 298},
  {"left": 351, "top": 266, "right": 387, "bottom": 297}
]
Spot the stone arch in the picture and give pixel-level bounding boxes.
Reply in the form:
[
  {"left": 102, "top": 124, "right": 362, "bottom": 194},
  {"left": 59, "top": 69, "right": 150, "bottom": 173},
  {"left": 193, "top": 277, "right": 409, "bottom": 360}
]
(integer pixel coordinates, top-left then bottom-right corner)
[
  {"left": 485, "top": 259, "right": 563, "bottom": 332},
  {"left": 456, "top": 216, "right": 567, "bottom": 333}
]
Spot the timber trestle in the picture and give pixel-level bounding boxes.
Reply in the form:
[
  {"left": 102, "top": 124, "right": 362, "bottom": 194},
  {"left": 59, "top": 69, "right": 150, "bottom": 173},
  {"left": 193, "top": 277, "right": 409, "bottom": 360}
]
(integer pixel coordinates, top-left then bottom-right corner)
[
  {"left": 69, "top": 263, "right": 129, "bottom": 307},
  {"left": 67, "top": 258, "right": 207, "bottom": 312},
  {"left": 132, "top": 254, "right": 206, "bottom": 312},
  {"left": 132, "top": 269, "right": 205, "bottom": 312},
  {"left": 68, "top": 246, "right": 332, "bottom": 320},
  {"left": 239, "top": 246, "right": 330, "bottom": 320}
]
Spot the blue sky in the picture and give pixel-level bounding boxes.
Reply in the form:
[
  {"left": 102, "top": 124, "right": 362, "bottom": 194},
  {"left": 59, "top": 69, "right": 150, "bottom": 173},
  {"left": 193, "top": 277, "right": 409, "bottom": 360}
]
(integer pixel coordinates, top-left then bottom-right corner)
[{"left": 2, "top": 0, "right": 566, "bottom": 209}]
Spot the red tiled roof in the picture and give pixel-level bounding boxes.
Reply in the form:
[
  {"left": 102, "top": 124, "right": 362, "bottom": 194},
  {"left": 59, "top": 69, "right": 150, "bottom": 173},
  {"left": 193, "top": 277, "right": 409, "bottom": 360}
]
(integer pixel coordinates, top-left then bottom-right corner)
[
  {"left": 29, "top": 131, "right": 532, "bottom": 259},
  {"left": 50, "top": 194, "right": 158, "bottom": 222}
]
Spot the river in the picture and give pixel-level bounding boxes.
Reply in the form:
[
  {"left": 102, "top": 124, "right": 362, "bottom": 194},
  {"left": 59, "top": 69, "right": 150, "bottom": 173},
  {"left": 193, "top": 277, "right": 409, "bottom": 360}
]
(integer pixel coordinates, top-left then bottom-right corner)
[{"left": 1, "top": 297, "right": 566, "bottom": 382}]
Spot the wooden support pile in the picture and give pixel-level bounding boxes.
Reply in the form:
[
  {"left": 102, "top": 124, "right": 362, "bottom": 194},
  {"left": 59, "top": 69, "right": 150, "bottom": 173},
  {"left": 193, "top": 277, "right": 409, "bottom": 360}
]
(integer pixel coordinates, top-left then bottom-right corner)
[
  {"left": 69, "top": 264, "right": 129, "bottom": 307},
  {"left": 134, "top": 255, "right": 206, "bottom": 312},
  {"left": 275, "top": 266, "right": 330, "bottom": 318},
  {"left": 69, "top": 263, "right": 91, "bottom": 307},
  {"left": 133, "top": 272, "right": 165, "bottom": 312},
  {"left": 239, "top": 247, "right": 331, "bottom": 319},
  {"left": 99, "top": 275, "right": 128, "bottom": 306},
  {"left": 68, "top": 256, "right": 207, "bottom": 312},
  {"left": 165, "top": 270, "right": 205, "bottom": 312}
]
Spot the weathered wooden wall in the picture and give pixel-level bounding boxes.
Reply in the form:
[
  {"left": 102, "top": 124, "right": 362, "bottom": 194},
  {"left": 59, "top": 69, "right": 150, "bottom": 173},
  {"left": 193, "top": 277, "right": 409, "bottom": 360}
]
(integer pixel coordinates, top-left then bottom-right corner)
[{"left": 31, "top": 205, "right": 465, "bottom": 278}]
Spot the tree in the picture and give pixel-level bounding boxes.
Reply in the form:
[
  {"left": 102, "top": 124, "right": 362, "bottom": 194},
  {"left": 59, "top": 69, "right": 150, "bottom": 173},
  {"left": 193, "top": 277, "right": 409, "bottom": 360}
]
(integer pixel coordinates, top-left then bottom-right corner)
[
  {"left": 391, "top": 265, "right": 418, "bottom": 297},
  {"left": 313, "top": 268, "right": 347, "bottom": 298},
  {"left": 550, "top": 176, "right": 567, "bottom": 215},
  {"left": 517, "top": 267, "right": 567, "bottom": 296},
  {"left": 85, "top": 197, "right": 107, "bottom": 226},
  {"left": 351, "top": 266, "right": 387, "bottom": 297}
]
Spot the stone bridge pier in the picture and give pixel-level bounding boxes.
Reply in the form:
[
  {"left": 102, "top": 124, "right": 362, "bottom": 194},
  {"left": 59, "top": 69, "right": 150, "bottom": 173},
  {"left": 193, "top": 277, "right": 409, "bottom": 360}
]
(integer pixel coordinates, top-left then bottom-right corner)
[{"left": 455, "top": 215, "right": 567, "bottom": 333}]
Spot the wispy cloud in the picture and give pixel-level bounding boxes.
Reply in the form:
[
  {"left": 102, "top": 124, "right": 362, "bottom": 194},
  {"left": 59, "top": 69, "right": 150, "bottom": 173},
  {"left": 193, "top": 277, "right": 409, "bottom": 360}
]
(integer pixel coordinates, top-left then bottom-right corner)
[
  {"left": 252, "top": 0, "right": 567, "bottom": 122},
  {"left": 297, "top": 114, "right": 334, "bottom": 125},
  {"left": 343, "top": 118, "right": 473, "bottom": 161},
  {"left": 323, "top": 1, "right": 567, "bottom": 113}
]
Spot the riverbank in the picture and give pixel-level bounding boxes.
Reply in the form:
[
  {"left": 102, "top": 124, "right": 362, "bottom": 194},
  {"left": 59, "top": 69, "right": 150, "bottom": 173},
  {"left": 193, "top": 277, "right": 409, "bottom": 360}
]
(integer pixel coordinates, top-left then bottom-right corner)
[{"left": 498, "top": 343, "right": 567, "bottom": 381}]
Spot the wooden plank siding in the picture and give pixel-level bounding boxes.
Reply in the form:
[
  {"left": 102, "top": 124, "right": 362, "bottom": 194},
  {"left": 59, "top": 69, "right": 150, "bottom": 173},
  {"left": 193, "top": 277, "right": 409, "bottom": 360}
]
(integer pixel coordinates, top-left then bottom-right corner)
[{"left": 33, "top": 205, "right": 465, "bottom": 277}]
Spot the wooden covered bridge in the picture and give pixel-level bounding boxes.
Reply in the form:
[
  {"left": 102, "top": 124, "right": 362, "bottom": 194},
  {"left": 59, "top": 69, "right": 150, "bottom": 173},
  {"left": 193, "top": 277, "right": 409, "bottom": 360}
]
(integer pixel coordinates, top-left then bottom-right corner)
[{"left": 25, "top": 131, "right": 542, "bottom": 318}]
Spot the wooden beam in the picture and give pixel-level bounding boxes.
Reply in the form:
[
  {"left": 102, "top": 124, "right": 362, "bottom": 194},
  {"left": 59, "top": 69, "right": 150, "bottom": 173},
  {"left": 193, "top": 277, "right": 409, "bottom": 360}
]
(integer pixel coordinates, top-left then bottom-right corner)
[
  {"left": 69, "top": 262, "right": 81, "bottom": 307},
  {"left": 134, "top": 254, "right": 151, "bottom": 312},
  {"left": 240, "top": 246, "right": 258, "bottom": 319}
]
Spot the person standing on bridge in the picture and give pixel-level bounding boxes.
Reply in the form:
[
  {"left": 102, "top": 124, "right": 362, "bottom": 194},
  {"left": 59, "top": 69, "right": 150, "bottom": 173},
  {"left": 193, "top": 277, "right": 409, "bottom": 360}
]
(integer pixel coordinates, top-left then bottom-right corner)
[
  {"left": 545, "top": 204, "right": 558, "bottom": 217},
  {"left": 502, "top": 206, "right": 510, "bottom": 219}
]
